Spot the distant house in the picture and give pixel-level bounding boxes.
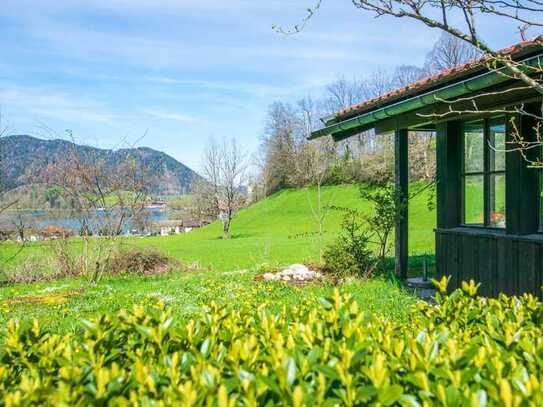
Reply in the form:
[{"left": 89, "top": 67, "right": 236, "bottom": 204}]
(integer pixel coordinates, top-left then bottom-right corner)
[
  {"left": 154, "top": 219, "right": 203, "bottom": 235},
  {"left": 146, "top": 200, "right": 167, "bottom": 209},
  {"left": 182, "top": 220, "right": 202, "bottom": 233},
  {"left": 38, "top": 225, "right": 73, "bottom": 240},
  {"left": 152, "top": 220, "right": 182, "bottom": 236},
  {"left": 159, "top": 227, "right": 172, "bottom": 236},
  {"left": 311, "top": 37, "right": 543, "bottom": 297}
]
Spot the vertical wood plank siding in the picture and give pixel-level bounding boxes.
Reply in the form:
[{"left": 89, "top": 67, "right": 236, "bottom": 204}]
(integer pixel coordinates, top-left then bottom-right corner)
[{"left": 436, "top": 230, "right": 543, "bottom": 297}]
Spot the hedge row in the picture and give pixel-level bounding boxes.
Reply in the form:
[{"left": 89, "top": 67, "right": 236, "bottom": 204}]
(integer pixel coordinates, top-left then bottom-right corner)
[{"left": 1, "top": 278, "right": 543, "bottom": 405}]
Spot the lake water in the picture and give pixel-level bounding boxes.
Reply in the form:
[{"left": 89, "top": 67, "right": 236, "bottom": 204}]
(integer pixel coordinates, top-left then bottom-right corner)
[{"left": 3, "top": 207, "right": 170, "bottom": 235}]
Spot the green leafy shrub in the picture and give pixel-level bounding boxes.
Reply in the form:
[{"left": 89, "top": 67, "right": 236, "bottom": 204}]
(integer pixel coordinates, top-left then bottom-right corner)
[
  {"left": 2, "top": 277, "right": 542, "bottom": 405},
  {"left": 359, "top": 183, "right": 402, "bottom": 266},
  {"left": 323, "top": 183, "right": 404, "bottom": 278},
  {"left": 323, "top": 209, "right": 374, "bottom": 278}
]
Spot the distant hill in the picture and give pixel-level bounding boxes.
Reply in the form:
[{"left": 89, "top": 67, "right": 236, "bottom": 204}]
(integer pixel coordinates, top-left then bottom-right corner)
[{"left": 0, "top": 135, "right": 201, "bottom": 195}]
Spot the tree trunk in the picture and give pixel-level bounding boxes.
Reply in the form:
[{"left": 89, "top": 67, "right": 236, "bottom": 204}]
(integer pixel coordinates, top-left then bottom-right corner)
[
  {"left": 317, "top": 182, "right": 323, "bottom": 262},
  {"left": 223, "top": 215, "right": 231, "bottom": 239}
]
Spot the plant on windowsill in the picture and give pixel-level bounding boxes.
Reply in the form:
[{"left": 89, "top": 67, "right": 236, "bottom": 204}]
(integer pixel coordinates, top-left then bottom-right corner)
[{"left": 490, "top": 212, "right": 506, "bottom": 228}]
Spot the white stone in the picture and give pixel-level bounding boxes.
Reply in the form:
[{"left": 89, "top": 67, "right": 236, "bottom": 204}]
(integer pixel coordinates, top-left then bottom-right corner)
[
  {"left": 262, "top": 273, "right": 276, "bottom": 281},
  {"left": 288, "top": 264, "right": 309, "bottom": 274},
  {"left": 261, "top": 264, "right": 322, "bottom": 284},
  {"left": 282, "top": 264, "right": 320, "bottom": 282}
]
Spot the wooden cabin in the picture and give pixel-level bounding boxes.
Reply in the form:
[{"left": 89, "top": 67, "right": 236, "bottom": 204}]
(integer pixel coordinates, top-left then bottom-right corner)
[{"left": 311, "top": 37, "right": 543, "bottom": 297}]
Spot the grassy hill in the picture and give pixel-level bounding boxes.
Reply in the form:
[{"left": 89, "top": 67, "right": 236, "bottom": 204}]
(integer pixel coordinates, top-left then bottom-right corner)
[
  {"left": 1, "top": 184, "right": 437, "bottom": 274},
  {"left": 134, "top": 184, "right": 436, "bottom": 271}
]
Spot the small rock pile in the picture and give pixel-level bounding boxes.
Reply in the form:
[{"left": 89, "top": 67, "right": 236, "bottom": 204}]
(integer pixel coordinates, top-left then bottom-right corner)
[{"left": 262, "top": 264, "right": 322, "bottom": 283}]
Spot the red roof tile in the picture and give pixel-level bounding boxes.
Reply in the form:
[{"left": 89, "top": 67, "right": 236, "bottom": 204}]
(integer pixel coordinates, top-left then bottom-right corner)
[{"left": 333, "top": 36, "right": 543, "bottom": 123}]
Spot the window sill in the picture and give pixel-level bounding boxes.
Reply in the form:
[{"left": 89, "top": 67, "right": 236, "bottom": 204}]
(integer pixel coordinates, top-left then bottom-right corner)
[
  {"left": 436, "top": 227, "right": 543, "bottom": 242},
  {"left": 437, "top": 226, "right": 505, "bottom": 237}
]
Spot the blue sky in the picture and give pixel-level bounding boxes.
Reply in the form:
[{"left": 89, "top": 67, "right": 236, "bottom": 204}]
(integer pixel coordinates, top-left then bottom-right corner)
[{"left": 0, "top": 0, "right": 527, "bottom": 172}]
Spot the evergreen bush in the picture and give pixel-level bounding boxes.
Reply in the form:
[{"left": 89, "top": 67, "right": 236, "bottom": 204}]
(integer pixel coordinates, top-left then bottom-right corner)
[{"left": 1, "top": 278, "right": 542, "bottom": 405}]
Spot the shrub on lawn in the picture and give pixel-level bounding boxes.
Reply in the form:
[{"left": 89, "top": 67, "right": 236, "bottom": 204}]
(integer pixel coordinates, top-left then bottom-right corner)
[
  {"left": 0, "top": 240, "right": 84, "bottom": 286},
  {"left": 0, "top": 256, "right": 53, "bottom": 286},
  {"left": 1, "top": 277, "right": 543, "bottom": 405},
  {"left": 107, "top": 247, "right": 180, "bottom": 276},
  {"left": 323, "top": 184, "right": 402, "bottom": 279},
  {"left": 1, "top": 246, "right": 182, "bottom": 287},
  {"left": 323, "top": 209, "right": 374, "bottom": 278},
  {"left": 50, "top": 237, "right": 85, "bottom": 278}
]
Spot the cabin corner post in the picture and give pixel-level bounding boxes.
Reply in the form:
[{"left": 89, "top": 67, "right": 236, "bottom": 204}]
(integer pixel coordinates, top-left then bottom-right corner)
[
  {"left": 436, "top": 121, "right": 461, "bottom": 229},
  {"left": 505, "top": 104, "right": 540, "bottom": 236},
  {"left": 395, "top": 128, "right": 409, "bottom": 280},
  {"left": 435, "top": 121, "right": 461, "bottom": 284}
]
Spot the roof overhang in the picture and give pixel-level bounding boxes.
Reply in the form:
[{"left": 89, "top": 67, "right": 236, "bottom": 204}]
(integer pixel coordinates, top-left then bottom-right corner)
[{"left": 310, "top": 51, "right": 543, "bottom": 141}]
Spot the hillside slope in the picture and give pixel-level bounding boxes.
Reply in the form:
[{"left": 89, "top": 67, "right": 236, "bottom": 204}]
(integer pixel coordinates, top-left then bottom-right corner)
[
  {"left": 137, "top": 184, "right": 437, "bottom": 271},
  {"left": 2, "top": 184, "right": 437, "bottom": 276},
  {"left": 0, "top": 135, "right": 201, "bottom": 195}
]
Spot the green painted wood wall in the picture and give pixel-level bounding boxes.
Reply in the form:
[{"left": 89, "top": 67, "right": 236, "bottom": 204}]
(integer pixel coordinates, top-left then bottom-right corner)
[{"left": 435, "top": 104, "right": 543, "bottom": 297}]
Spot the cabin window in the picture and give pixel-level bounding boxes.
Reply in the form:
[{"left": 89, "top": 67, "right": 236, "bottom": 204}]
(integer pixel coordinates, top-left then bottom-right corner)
[{"left": 462, "top": 118, "right": 506, "bottom": 228}]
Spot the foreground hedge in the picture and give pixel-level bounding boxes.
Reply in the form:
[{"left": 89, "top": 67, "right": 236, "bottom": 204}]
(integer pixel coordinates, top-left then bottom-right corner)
[{"left": 1, "top": 278, "right": 543, "bottom": 406}]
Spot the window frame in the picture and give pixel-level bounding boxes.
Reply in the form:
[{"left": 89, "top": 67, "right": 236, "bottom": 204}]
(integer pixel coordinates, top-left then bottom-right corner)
[{"left": 460, "top": 117, "right": 507, "bottom": 229}]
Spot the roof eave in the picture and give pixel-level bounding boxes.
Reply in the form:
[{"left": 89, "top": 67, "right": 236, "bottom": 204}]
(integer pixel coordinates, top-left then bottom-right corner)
[{"left": 310, "top": 51, "right": 543, "bottom": 140}]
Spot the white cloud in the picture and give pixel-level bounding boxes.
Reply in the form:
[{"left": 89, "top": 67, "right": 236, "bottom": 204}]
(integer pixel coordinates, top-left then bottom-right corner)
[
  {"left": 143, "top": 77, "right": 310, "bottom": 99},
  {"left": 143, "top": 109, "right": 199, "bottom": 124}
]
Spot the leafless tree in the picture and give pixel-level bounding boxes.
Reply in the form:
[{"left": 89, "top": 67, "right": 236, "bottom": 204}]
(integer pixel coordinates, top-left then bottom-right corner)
[
  {"left": 190, "top": 178, "right": 219, "bottom": 224},
  {"left": 295, "top": 138, "right": 337, "bottom": 260},
  {"left": 218, "top": 139, "right": 247, "bottom": 239},
  {"left": 322, "top": 77, "right": 366, "bottom": 157},
  {"left": 393, "top": 65, "right": 426, "bottom": 87},
  {"left": 284, "top": 1, "right": 543, "bottom": 166},
  {"left": 362, "top": 69, "right": 396, "bottom": 99},
  {"left": 325, "top": 76, "right": 366, "bottom": 112},
  {"left": 425, "top": 32, "right": 481, "bottom": 74},
  {"left": 261, "top": 102, "right": 306, "bottom": 192},
  {"left": 326, "top": 69, "right": 414, "bottom": 106},
  {"left": 409, "top": 131, "right": 436, "bottom": 181},
  {"left": 44, "top": 136, "right": 153, "bottom": 282},
  {"left": 201, "top": 139, "right": 222, "bottom": 217},
  {"left": 10, "top": 208, "right": 33, "bottom": 242},
  {"left": 297, "top": 95, "right": 323, "bottom": 134},
  {"left": 199, "top": 138, "right": 248, "bottom": 239},
  {"left": 292, "top": 1, "right": 542, "bottom": 92}
]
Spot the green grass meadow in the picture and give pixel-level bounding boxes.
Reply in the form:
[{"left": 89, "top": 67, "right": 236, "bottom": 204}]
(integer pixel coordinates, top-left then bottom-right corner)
[
  {"left": 0, "top": 271, "right": 417, "bottom": 333},
  {"left": 0, "top": 184, "right": 434, "bottom": 333}
]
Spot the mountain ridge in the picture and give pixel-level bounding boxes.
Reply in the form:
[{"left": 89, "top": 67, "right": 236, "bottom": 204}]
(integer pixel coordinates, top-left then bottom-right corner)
[{"left": 0, "top": 135, "right": 201, "bottom": 195}]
